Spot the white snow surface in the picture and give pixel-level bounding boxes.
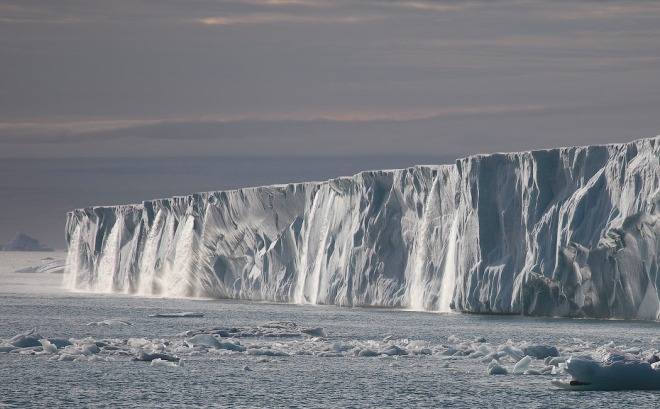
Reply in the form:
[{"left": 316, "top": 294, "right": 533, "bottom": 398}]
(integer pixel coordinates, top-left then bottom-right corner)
[{"left": 64, "top": 137, "right": 660, "bottom": 319}]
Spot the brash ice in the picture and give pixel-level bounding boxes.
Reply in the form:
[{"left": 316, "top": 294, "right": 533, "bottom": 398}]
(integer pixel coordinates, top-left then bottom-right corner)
[{"left": 64, "top": 137, "right": 660, "bottom": 319}]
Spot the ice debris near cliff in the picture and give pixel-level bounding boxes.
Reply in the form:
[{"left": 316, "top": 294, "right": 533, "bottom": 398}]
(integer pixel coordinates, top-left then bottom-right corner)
[
  {"left": 5, "top": 323, "right": 660, "bottom": 391},
  {"left": 14, "top": 259, "right": 66, "bottom": 274},
  {"left": 64, "top": 137, "right": 660, "bottom": 319}
]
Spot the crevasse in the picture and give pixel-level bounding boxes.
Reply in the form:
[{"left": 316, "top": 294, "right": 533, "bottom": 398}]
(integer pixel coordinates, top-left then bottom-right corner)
[{"left": 64, "top": 136, "right": 660, "bottom": 319}]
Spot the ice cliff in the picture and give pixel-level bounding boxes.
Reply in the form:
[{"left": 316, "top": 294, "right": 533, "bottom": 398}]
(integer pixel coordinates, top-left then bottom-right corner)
[{"left": 65, "top": 137, "right": 660, "bottom": 319}]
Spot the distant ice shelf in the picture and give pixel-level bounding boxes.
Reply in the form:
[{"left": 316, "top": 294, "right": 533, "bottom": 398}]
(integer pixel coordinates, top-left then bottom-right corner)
[
  {"left": 64, "top": 136, "right": 660, "bottom": 319},
  {"left": 2, "top": 232, "right": 53, "bottom": 252}
]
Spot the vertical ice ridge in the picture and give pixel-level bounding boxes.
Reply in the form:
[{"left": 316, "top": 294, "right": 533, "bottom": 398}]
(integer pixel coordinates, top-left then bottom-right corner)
[
  {"left": 438, "top": 212, "right": 459, "bottom": 312},
  {"left": 165, "top": 214, "right": 196, "bottom": 297},
  {"left": 308, "top": 189, "right": 335, "bottom": 305},
  {"left": 295, "top": 187, "right": 322, "bottom": 304},
  {"left": 62, "top": 224, "right": 82, "bottom": 290},
  {"left": 95, "top": 213, "right": 122, "bottom": 293},
  {"left": 137, "top": 208, "right": 164, "bottom": 295},
  {"left": 407, "top": 175, "right": 438, "bottom": 311}
]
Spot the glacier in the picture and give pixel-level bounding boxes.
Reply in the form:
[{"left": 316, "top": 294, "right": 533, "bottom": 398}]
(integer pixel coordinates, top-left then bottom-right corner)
[{"left": 64, "top": 136, "right": 660, "bottom": 319}]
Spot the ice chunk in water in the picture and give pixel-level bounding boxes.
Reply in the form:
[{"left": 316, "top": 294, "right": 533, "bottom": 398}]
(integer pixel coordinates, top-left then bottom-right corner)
[
  {"left": 39, "top": 339, "right": 58, "bottom": 354},
  {"left": 500, "top": 345, "right": 524, "bottom": 361},
  {"left": 87, "top": 319, "right": 132, "bottom": 326},
  {"left": 301, "top": 327, "right": 326, "bottom": 337},
  {"left": 9, "top": 330, "right": 43, "bottom": 348},
  {"left": 149, "top": 312, "right": 204, "bottom": 318},
  {"left": 488, "top": 361, "right": 508, "bottom": 375},
  {"left": 47, "top": 338, "right": 73, "bottom": 349},
  {"left": 552, "top": 351, "right": 660, "bottom": 390},
  {"left": 136, "top": 351, "right": 180, "bottom": 363},
  {"left": 185, "top": 334, "right": 247, "bottom": 352},
  {"left": 150, "top": 358, "right": 180, "bottom": 367},
  {"left": 513, "top": 356, "right": 532, "bottom": 374},
  {"left": 246, "top": 348, "right": 288, "bottom": 357},
  {"left": 524, "top": 345, "right": 559, "bottom": 359},
  {"left": 380, "top": 345, "right": 408, "bottom": 356}
]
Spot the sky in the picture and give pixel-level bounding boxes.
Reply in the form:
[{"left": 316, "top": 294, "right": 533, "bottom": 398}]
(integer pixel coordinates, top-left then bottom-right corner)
[{"left": 1, "top": 0, "right": 660, "bottom": 248}]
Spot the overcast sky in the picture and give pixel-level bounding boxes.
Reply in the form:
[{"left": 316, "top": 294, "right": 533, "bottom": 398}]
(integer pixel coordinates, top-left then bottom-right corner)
[{"left": 1, "top": 0, "right": 660, "bottom": 247}]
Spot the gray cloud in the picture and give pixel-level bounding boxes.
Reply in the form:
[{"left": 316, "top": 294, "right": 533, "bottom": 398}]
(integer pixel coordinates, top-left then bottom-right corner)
[
  {"left": 0, "top": 0, "right": 658, "bottom": 156},
  {"left": 2, "top": 99, "right": 658, "bottom": 160},
  {"left": 3, "top": 1, "right": 659, "bottom": 26}
]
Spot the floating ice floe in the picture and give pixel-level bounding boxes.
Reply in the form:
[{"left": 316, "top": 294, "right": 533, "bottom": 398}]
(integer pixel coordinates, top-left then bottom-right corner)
[
  {"left": 150, "top": 358, "right": 183, "bottom": 368},
  {"left": 185, "top": 334, "right": 247, "bottom": 352},
  {"left": 134, "top": 350, "right": 180, "bottom": 363},
  {"left": 87, "top": 319, "right": 132, "bottom": 326},
  {"left": 488, "top": 361, "right": 508, "bottom": 375},
  {"left": 148, "top": 312, "right": 204, "bottom": 318},
  {"left": 552, "top": 349, "right": 660, "bottom": 391},
  {"left": 8, "top": 329, "right": 44, "bottom": 348},
  {"left": 512, "top": 356, "right": 532, "bottom": 374},
  {"left": 6, "top": 320, "right": 660, "bottom": 389},
  {"left": 179, "top": 321, "right": 326, "bottom": 339},
  {"left": 523, "top": 345, "right": 559, "bottom": 359},
  {"left": 13, "top": 259, "right": 66, "bottom": 274}
]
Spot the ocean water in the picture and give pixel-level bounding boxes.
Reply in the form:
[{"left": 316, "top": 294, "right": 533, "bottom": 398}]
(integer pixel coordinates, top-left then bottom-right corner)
[{"left": 2, "top": 253, "right": 660, "bottom": 408}]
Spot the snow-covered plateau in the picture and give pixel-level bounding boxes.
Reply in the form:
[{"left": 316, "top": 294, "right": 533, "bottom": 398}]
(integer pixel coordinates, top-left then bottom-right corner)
[{"left": 65, "top": 137, "right": 660, "bottom": 319}]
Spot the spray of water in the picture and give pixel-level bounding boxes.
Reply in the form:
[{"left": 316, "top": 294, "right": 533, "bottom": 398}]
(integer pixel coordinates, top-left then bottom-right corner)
[{"left": 62, "top": 224, "right": 82, "bottom": 290}]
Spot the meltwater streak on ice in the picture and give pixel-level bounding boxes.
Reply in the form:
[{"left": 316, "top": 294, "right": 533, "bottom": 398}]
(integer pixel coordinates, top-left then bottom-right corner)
[
  {"left": 308, "top": 191, "right": 334, "bottom": 305},
  {"left": 65, "top": 137, "right": 660, "bottom": 319},
  {"left": 95, "top": 214, "right": 122, "bottom": 293},
  {"left": 137, "top": 209, "right": 165, "bottom": 295},
  {"left": 294, "top": 190, "right": 322, "bottom": 304},
  {"left": 438, "top": 214, "right": 459, "bottom": 313},
  {"left": 408, "top": 177, "right": 439, "bottom": 311},
  {"left": 163, "top": 215, "right": 196, "bottom": 297},
  {"left": 62, "top": 225, "right": 82, "bottom": 290}
]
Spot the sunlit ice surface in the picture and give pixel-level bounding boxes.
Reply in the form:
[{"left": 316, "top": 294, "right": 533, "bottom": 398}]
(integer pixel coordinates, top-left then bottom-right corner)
[{"left": 64, "top": 137, "right": 660, "bottom": 320}]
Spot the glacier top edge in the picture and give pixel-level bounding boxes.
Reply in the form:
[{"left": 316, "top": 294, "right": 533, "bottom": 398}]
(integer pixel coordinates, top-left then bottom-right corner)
[{"left": 67, "top": 135, "right": 660, "bottom": 214}]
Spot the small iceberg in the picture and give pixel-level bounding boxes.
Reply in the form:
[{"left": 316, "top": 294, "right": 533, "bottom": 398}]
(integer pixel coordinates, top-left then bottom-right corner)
[
  {"left": 87, "top": 319, "right": 132, "bottom": 326},
  {"left": 134, "top": 351, "right": 180, "bottom": 363},
  {"left": 14, "top": 259, "right": 66, "bottom": 274},
  {"left": 148, "top": 312, "right": 204, "bottom": 318},
  {"left": 552, "top": 350, "right": 660, "bottom": 390}
]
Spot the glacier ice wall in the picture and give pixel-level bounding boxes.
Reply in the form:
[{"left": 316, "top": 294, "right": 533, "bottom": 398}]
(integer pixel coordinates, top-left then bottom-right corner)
[{"left": 64, "top": 137, "right": 660, "bottom": 319}]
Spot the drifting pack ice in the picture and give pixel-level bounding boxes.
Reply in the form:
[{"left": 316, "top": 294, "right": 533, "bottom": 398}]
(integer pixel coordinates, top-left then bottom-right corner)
[{"left": 65, "top": 137, "right": 660, "bottom": 319}]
